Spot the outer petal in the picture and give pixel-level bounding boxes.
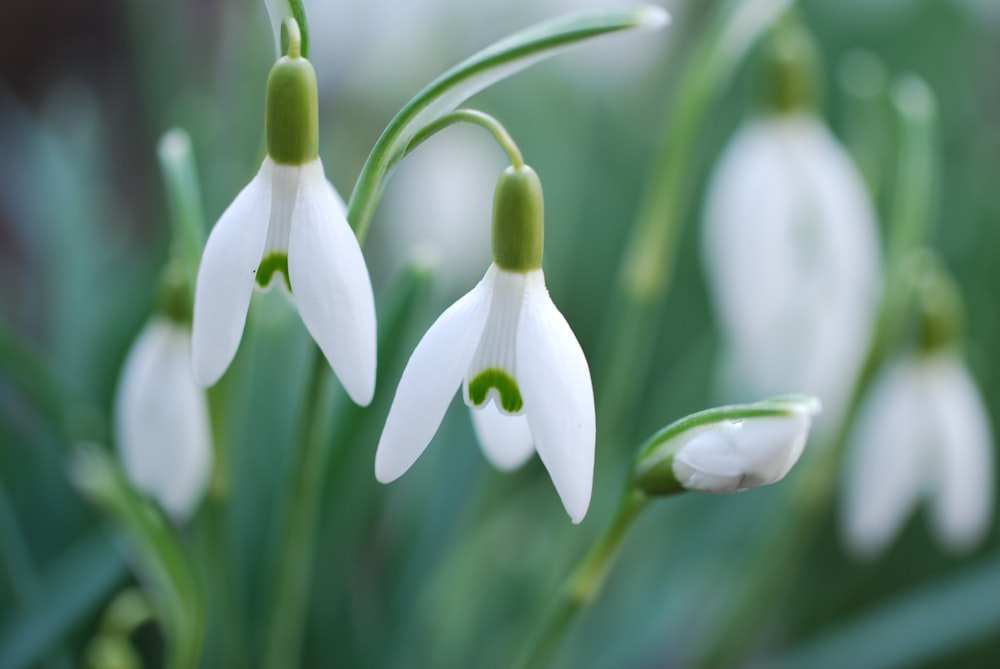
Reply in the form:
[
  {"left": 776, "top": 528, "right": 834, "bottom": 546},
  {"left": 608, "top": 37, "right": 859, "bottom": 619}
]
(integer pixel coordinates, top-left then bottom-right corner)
[
  {"left": 925, "top": 354, "right": 995, "bottom": 553},
  {"left": 288, "top": 160, "right": 377, "bottom": 405},
  {"left": 115, "top": 318, "right": 212, "bottom": 522},
  {"left": 672, "top": 412, "right": 813, "bottom": 494},
  {"left": 191, "top": 160, "right": 273, "bottom": 386},
  {"left": 517, "top": 271, "right": 595, "bottom": 524},
  {"left": 375, "top": 274, "right": 492, "bottom": 482},
  {"left": 470, "top": 402, "right": 535, "bottom": 471},
  {"left": 840, "top": 360, "right": 927, "bottom": 559}
]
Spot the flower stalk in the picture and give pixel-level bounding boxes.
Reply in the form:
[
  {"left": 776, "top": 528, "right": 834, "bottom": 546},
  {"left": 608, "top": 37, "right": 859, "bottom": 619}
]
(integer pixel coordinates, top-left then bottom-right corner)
[{"left": 517, "top": 485, "right": 649, "bottom": 669}]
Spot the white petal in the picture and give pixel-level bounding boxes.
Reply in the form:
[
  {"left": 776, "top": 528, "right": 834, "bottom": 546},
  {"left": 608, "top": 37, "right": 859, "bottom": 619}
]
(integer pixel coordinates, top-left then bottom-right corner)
[
  {"left": 840, "top": 360, "right": 928, "bottom": 559},
  {"left": 470, "top": 402, "right": 535, "bottom": 471},
  {"left": 191, "top": 160, "right": 273, "bottom": 386},
  {"left": 924, "top": 354, "right": 995, "bottom": 553},
  {"left": 287, "top": 160, "right": 377, "bottom": 406},
  {"left": 115, "top": 318, "right": 212, "bottom": 522},
  {"left": 672, "top": 413, "right": 813, "bottom": 494},
  {"left": 375, "top": 275, "right": 492, "bottom": 482},
  {"left": 516, "top": 271, "right": 595, "bottom": 523}
]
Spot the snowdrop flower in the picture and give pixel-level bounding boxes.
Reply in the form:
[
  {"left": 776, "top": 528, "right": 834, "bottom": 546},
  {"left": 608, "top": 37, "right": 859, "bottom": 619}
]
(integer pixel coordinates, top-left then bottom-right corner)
[
  {"left": 192, "top": 19, "right": 376, "bottom": 404},
  {"left": 841, "top": 352, "right": 995, "bottom": 558},
  {"left": 701, "top": 25, "right": 881, "bottom": 432},
  {"left": 634, "top": 396, "right": 821, "bottom": 496},
  {"left": 114, "top": 315, "right": 211, "bottom": 522},
  {"left": 376, "top": 164, "right": 595, "bottom": 523}
]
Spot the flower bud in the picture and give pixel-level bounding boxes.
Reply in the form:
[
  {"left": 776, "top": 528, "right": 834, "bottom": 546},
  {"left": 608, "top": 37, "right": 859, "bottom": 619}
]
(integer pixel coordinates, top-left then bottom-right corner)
[
  {"left": 634, "top": 396, "right": 820, "bottom": 495},
  {"left": 491, "top": 164, "right": 544, "bottom": 272},
  {"left": 755, "top": 17, "right": 821, "bottom": 113},
  {"left": 265, "top": 19, "right": 319, "bottom": 165}
]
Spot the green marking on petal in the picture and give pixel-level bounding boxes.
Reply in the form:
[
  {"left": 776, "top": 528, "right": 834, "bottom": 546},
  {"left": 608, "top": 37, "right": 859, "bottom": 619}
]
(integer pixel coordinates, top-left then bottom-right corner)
[
  {"left": 257, "top": 253, "right": 292, "bottom": 292},
  {"left": 468, "top": 368, "right": 523, "bottom": 413}
]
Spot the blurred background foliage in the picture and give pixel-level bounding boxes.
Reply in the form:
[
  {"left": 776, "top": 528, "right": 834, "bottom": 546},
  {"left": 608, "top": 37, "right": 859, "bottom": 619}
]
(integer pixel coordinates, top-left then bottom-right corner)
[{"left": 1, "top": 0, "right": 999, "bottom": 667}]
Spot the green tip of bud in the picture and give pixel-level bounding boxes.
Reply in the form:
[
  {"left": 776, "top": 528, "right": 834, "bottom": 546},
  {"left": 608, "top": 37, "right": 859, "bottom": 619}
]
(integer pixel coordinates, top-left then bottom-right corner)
[
  {"left": 756, "top": 15, "right": 822, "bottom": 113},
  {"left": 492, "top": 164, "right": 544, "bottom": 272},
  {"left": 265, "top": 36, "right": 319, "bottom": 165},
  {"left": 157, "top": 260, "right": 193, "bottom": 325},
  {"left": 912, "top": 255, "right": 964, "bottom": 353}
]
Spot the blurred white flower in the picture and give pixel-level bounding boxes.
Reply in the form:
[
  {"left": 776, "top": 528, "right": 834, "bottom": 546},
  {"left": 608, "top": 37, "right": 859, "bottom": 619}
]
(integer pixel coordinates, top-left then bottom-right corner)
[
  {"left": 191, "top": 156, "right": 376, "bottom": 405},
  {"left": 635, "top": 396, "right": 820, "bottom": 495},
  {"left": 702, "top": 114, "right": 881, "bottom": 432},
  {"left": 114, "top": 317, "right": 211, "bottom": 522},
  {"left": 840, "top": 352, "right": 995, "bottom": 558},
  {"left": 376, "top": 264, "right": 595, "bottom": 523}
]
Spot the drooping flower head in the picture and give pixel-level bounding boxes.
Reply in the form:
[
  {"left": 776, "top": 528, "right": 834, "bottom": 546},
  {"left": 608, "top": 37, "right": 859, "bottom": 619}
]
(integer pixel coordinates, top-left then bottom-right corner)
[
  {"left": 192, "top": 18, "right": 376, "bottom": 405},
  {"left": 701, "top": 21, "right": 881, "bottom": 433},
  {"left": 115, "top": 266, "right": 212, "bottom": 522},
  {"left": 375, "top": 162, "right": 596, "bottom": 523},
  {"left": 841, "top": 264, "right": 995, "bottom": 558}
]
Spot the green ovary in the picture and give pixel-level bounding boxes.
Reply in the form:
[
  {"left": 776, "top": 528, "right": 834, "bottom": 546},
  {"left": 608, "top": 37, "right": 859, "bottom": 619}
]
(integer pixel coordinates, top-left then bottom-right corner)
[
  {"left": 257, "top": 254, "right": 291, "bottom": 292},
  {"left": 468, "top": 368, "right": 523, "bottom": 413}
]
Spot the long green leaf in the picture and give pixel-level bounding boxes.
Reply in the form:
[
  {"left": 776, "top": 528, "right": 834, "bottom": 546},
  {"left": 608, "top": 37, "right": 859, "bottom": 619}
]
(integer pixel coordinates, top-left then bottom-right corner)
[
  {"left": 0, "top": 532, "right": 124, "bottom": 669},
  {"left": 346, "top": 5, "right": 669, "bottom": 243},
  {"left": 69, "top": 444, "right": 205, "bottom": 669},
  {"left": 758, "top": 558, "right": 1000, "bottom": 669}
]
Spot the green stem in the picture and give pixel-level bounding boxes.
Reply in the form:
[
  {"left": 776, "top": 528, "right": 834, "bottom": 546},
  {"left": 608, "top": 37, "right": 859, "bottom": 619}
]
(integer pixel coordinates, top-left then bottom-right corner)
[
  {"left": 408, "top": 109, "right": 525, "bottom": 169},
  {"left": 262, "top": 348, "right": 336, "bottom": 668},
  {"left": 157, "top": 128, "right": 205, "bottom": 287},
  {"left": 518, "top": 485, "right": 649, "bottom": 669},
  {"left": 598, "top": 0, "right": 795, "bottom": 441}
]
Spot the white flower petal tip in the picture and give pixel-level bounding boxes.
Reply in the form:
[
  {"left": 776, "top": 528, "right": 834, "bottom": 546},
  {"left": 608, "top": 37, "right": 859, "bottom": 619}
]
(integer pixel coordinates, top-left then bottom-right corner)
[
  {"left": 376, "top": 265, "right": 595, "bottom": 523},
  {"left": 191, "top": 157, "right": 380, "bottom": 401},
  {"left": 634, "top": 396, "right": 821, "bottom": 497},
  {"left": 289, "top": 170, "right": 377, "bottom": 407},
  {"left": 191, "top": 161, "right": 273, "bottom": 387},
  {"left": 115, "top": 318, "right": 213, "bottom": 523},
  {"left": 840, "top": 353, "right": 995, "bottom": 559},
  {"left": 470, "top": 403, "right": 535, "bottom": 471},
  {"left": 375, "top": 278, "right": 493, "bottom": 484},
  {"left": 635, "top": 6, "right": 671, "bottom": 30}
]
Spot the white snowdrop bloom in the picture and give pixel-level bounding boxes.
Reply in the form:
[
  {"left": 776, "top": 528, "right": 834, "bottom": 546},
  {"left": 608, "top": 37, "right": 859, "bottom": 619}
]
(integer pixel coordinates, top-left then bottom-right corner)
[
  {"left": 635, "top": 396, "right": 821, "bottom": 496},
  {"left": 375, "top": 165, "right": 595, "bottom": 523},
  {"left": 114, "top": 317, "right": 211, "bottom": 522},
  {"left": 841, "top": 353, "right": 995, "bottom": 558},
  {"left": 702, "top": 113, "right": 881, "bottom": 432},
  {"left": 191, "top": 23, "right": 376, "bottom": 405}
]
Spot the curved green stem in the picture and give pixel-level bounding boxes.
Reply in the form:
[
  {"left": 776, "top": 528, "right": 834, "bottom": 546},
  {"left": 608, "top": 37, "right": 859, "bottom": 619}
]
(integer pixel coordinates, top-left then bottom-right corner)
[
  {"left": 345, "top": 6, "right": 668, "bottom": 244},
  {"left": 279, "top": 0, "right": 309, "bottom": 58},
  {"left": 518, "top": 485, "right": 649, "bottom": 669},
  {"left": 408, "top": 109, "right": 525, "bottom": 169}
]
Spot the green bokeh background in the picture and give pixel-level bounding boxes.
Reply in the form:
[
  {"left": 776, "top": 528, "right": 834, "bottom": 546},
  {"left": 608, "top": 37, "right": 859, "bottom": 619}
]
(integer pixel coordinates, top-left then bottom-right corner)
[{"left": 1, "top": 0, "right": 999, "bottom": 667}]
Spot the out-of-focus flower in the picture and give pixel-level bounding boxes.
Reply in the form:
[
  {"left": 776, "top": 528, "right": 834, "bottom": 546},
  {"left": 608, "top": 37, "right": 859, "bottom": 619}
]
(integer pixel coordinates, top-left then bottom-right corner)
[
  {"left": 191, "top": 21, "right": 376, "bottom": 404},
  {"left": 840, "top": 352, "right": 995, "bottom": 558},
  {"left": 376, "top": 165, "right": 595, "bottom": 523},
  {"left": 634, "top": 396, "right": 821, "bottom": 496},
  {"left": 114, "top": 317, "right": 211, "bottom": 522},
  {"left": 701, "top": 25, "right": 881, "bottom": 432}
]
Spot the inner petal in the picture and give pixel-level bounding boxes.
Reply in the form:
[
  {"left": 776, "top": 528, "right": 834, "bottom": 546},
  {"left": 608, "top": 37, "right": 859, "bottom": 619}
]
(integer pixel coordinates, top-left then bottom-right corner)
[
  {"left": 256, "top": 162, "right": 301, "bottom": 291},
  {"left": 464, "top": 268, "right": 527, "bottom": 415}
]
